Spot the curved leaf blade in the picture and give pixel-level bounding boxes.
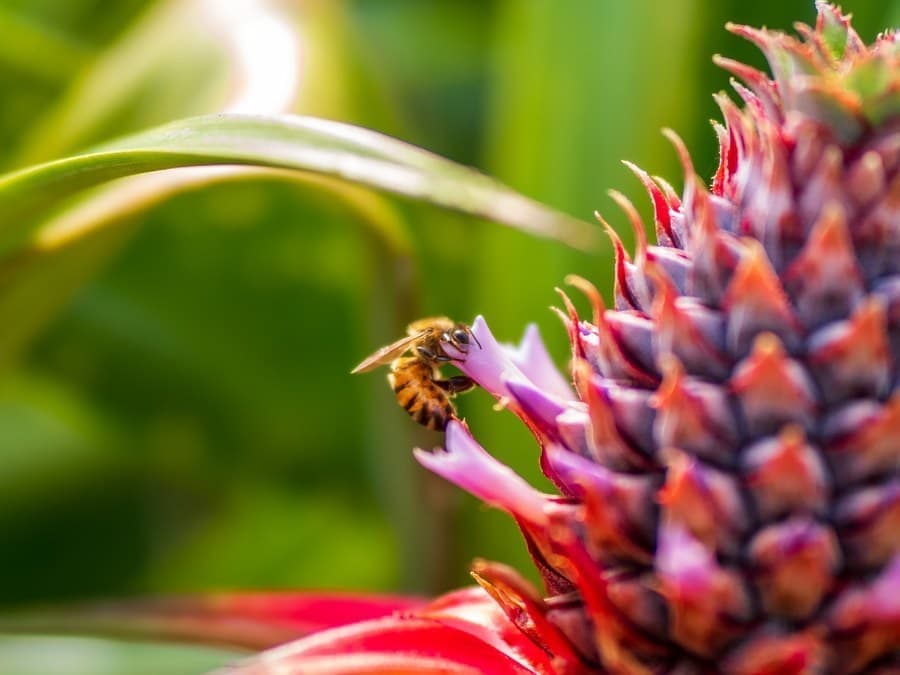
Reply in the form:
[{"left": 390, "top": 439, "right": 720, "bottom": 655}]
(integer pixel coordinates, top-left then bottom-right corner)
[
  {"left": 0, "top": 593, "right": 426, "bottom": 651},
  {"left": 0, "top": 114, "right": 599, "bottom": 254}
]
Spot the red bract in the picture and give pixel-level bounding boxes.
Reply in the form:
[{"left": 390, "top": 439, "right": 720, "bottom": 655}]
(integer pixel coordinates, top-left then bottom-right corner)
[{"left": 222, "top": 587, "right": 563, "bottom": 674}]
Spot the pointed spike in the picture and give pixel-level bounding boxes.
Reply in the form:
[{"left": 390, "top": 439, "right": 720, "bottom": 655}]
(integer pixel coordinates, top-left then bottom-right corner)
[
  {"left": 549, "top": 525, "right": 665, "bottom": 674},
  {"left": 645, "top": 246, "right": 691, "bottom": 295},
  {"left": 739, "top": 118, "right": 796, "bottom": 267},
  {"left": 857, "top": 171, "right": 900, "bottom": 279},
  {"left": 825, "top": 394, "right": 900, "bottom": 486},
  {"left": 685, "top": 173, "right": 741, "bottom": 305},
  {"left": 723, "top": 239, "right": 802, "bottom": 356},
  {"left": 565, "top": 274, "right": 605, "bottom": 329},
  {"left": 792, "top": 19, "right": 820, "bottom": 46},
  {"left": 623, "top": 160, "right": 678, "bottom": 248},
  {"left": 828, "top": 553, "right": 900, "bottom": 672},
  {"left": 571, "top": 357, "right": 594, "bottom": 405},
  {"left": 553, "top": 287, "right": 585, "bottom": 362},
  {"left": 798, "top": 145, "right": 844, "bottom": 236},
  {"left": 654, "top": 522, "right": 752, "bottom": 657},
  {"left": 658, "top": 448, "right": 748, "bottom": 556},
  {"left": 728, "top": 79, "right": 764, "bottom": 113},
  {"left": 712, "top": 91, "right": 748, "bottom": 171},
  {"left": 725, "top": 22, "right": 819, "bottom": 98},
  {"left": 808, "top": 296, "right": 892, "bottom": 403},
  {"left": 792, "top": 120, "right": 827, "bottom": 189},
  {"left": 712, "top": 55, "right": 781, "bottom": 119},
  {"left": 597, "top": 211, "right": 647, "bottom": 312},
  {"left": 515, "top": 517, "right": 578, "bottom": 597},
  {"left": 741, "top": 425, "right": 830, "bottom": 520},
  {"left": 606, "top": 314, "right": 657, "bottom": 378},
  {"left": 583, "top": 370, "right": 656, "bottom": 471},
  {"left": 470, "top": 558, "right": 543, "bottom": 603},
  {"left": 653, "top": 175, "right": 681, "bottom": 210},
  {"left": 608, "top": 189, "right": 648, "bottom": 261},
  {"left": 555, "top": 286, "right": 581, "bottom": 326},
  {"left": 550, "top": 304, "right": 574, "bottom": 338},
  {"left": 784, "top": 201, "right": 864, "bottom": 328},
  {"left": 547, "top": 447, "right": 656, "bottom": 564},
  {"left": 652, "top": 356, "right": 740, "bottom": 465},
  {"left": 646, "top": 261, "right": 729, "bottom": 379},
  {"left": 662, "top": 129, "right": 699, "bottom": 237},
  {"left": 748, "top": 518, "right": 840, "bottom": 620},
  {"left": 836, "top": 482, "right": 900, "bottom": 570},
  {"left": 581, "top": 309, "right": 659, "bottom": 387},
  {"left": 602, "top": 383, "right": 658, "bottom": 457},
  {"left": 847, "top": 150, "right": 887, "bottom": 207},
  {"left": 723, "top": 630, "right": 826, "bottom": 675},
  {"left": 604, "top": 572, "right": 669, "bottom": 644},
  {"left": 661, "top": 128, "right": 696, "bottom": 181},
  {"left": 713, "top": 94, "right": 745, "bottom": 138},
  {"left": 710, "top": 120, "right": 732, "bottom": 198},
  {"left": 542, "top": 594, "right": 600, "bottom": 666},
  {"left": 470, "top": 559, "right": 586, "bottom": 668},
  {"left": 555, "top": 406, "right": 592, "bottom": 461},
  {"left": 595, "top": 210, "right": 628, "bottom": 259},
  {"left": 730, "top": 332, "right": 818, "bottom": 436}
]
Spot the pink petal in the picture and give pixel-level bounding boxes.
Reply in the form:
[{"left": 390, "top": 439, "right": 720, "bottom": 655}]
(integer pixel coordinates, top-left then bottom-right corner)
[
  {"left": 505, "top": 378, "right": 569, "bottom": 438},
  {"left": 447, "top": 316, "right": 528, "bottom": 401},
  {"left": 507, "top": 323, "right": 574, "bottom": 400},
  {"left": 414, "top": 421, "right": 550, "bottom": 527}
]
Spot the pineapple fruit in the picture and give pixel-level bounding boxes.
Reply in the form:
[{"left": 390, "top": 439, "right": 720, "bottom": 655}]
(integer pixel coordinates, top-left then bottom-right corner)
[{"left": 419, "top": 4, "right": 900, "bottom": 672}]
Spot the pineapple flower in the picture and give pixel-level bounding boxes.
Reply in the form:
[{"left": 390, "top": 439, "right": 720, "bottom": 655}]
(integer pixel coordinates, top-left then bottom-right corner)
[
  {"left": 22, "top": 4, "right": 896, "bottom": 674},
  {"left": 220, "top": 5, "right": 900, "bottom": 673}
]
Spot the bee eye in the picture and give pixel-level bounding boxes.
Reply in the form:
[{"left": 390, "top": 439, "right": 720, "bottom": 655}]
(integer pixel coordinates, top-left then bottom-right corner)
[{"left": 452, "top": 330, "right": 470, "bottom": 344}]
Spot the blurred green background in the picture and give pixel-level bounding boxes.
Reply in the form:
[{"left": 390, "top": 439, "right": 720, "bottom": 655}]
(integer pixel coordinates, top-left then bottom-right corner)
[{"left": 0, "top": 0, "right": 892, "bottom": 672}]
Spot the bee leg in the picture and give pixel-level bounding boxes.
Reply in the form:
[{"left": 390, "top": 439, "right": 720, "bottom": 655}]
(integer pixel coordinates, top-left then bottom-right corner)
[{"left": 434, "top": 375, "right": 476, "bottom": 395}]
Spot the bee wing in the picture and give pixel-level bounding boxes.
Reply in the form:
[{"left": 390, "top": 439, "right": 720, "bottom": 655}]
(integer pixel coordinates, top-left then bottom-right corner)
[{"left": 351, "top": 333, "right": 423, "bottom": 373}]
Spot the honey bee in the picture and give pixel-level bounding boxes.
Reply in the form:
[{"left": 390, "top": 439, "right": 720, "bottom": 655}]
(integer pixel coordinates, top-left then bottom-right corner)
[{"left": 352, "top": 317, "right": 480, "bottom": 431}]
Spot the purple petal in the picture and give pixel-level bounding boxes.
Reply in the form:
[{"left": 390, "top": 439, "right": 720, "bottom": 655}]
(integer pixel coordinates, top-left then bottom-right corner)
[
  {"left": 446, "top": 316, "right": 527, "bottom": 401},
  {"left": 507, "top": 324, "right": 573, "bottom": 400},
  {"left": 556, "top": 407, "right": 591, "bottom": 456},
  {"left": 505, "top": 379, "right": 568, "bottom": 437},
  {"left": 449, "top": 317, "right": 575, "bottom": 407},
  {"left": 545, "top": 444, "right": 616, "bottom": 498},
  {"left": 414, "top": 421, "right": 549, "bottom": 526}
]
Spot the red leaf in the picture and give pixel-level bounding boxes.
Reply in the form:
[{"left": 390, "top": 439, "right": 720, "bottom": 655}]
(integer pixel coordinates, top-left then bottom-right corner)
[
  {"left": 0, "top": 592, "right": 425, "bottom": 650},
  {"left": 221, "top": 615, "right": 543, "bottom": 675}
]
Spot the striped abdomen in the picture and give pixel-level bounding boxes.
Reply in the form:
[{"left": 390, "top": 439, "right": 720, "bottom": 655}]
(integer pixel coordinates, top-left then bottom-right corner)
[{"left": 388, "top": 358, "right": 454, "bottom": 431}]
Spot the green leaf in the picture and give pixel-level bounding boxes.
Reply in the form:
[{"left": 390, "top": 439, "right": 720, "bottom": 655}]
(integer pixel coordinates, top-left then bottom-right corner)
[
  {"left": 0, "top": 636, "right": 235, "bottom": 675},
  {"left": 0, "top": 6, "right": 90, "bottom": 84},
  {"left": 0, "top": 113, "right": 599, "bottom": 255},
  {"left": 819, "top": 3, "right": 851, "bottom": 60},
  {"left": 11, "top": 0, "right": 294, "bottom": 165}
]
